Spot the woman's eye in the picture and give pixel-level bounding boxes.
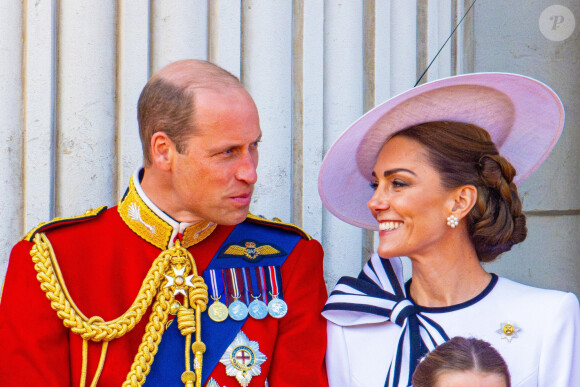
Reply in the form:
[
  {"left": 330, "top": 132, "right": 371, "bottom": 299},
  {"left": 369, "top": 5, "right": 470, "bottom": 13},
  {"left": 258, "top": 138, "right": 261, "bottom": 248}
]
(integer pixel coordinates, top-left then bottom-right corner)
[
  {"left": 392, "top": 180, "right": 407, "bottom": 188},
  {"left": 369, "top": 182, "right": 378, "bottom": 190}
]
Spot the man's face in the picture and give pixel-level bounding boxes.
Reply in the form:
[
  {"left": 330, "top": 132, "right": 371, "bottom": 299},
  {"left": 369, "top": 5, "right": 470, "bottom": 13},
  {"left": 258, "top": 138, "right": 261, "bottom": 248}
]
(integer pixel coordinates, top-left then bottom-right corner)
[{"left": 170, "top": 87, "right": 261, "bottom": 225}]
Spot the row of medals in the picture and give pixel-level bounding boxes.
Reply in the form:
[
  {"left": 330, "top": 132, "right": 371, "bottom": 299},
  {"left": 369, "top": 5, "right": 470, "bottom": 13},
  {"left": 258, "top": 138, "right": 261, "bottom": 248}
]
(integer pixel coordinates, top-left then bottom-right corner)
[{"left": 208, "top": 295, "right": 288, "bottom": 322}]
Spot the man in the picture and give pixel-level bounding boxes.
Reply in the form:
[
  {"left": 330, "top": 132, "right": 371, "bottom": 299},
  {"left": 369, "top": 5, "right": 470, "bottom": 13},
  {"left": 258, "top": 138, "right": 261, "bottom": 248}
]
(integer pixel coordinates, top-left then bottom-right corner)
[{"left": 0, "top": 60, "right": 328, "bottom": 386}]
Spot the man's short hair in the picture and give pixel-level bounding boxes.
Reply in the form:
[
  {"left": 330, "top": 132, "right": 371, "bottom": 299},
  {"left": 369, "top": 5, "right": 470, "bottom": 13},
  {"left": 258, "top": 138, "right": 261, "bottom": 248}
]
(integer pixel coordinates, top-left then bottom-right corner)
[{"left": 137, "top": 60, "right": 241, "bottom": 165}]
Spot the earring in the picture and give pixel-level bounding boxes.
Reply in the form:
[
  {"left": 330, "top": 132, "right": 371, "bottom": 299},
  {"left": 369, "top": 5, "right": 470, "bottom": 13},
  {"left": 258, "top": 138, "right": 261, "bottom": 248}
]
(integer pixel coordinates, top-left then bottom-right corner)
[{"left": 446, "top": 214, "right": 459, "bottom": 228}]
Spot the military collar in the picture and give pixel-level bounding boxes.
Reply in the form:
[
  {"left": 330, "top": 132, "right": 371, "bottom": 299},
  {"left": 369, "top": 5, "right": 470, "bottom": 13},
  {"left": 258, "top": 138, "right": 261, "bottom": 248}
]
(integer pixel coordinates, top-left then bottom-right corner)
[{"left": 118, "top": 168, "right": 217, "bottom": 250}]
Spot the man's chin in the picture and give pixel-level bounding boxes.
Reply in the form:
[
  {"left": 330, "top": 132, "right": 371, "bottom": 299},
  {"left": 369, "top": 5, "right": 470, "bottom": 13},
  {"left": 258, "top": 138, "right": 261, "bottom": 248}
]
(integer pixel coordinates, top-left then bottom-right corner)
[{"left": 213, "top": 208, "right": 250, "bottom": 226}]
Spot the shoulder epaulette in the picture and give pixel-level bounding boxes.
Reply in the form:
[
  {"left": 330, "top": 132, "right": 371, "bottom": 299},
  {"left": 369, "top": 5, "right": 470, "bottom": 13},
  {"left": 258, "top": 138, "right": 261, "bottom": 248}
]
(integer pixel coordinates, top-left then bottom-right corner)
[
  {"left": 23, "top": 205, "right": 108, "bottom": 242},
  {"left": 246, "top": 213, "right": 312, "bottom": 240}
]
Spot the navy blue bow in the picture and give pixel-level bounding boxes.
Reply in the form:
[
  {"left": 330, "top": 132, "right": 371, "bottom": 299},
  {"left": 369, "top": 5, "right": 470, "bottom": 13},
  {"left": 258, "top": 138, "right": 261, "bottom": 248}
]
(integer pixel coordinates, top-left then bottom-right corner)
[{"left": 323, "top": 254, "right": 449, "bottom": 387}]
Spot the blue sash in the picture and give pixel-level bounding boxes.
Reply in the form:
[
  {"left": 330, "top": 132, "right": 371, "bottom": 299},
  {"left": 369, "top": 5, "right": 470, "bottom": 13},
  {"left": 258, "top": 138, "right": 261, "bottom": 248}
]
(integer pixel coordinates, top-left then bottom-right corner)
[{"left": 145, "top": 220, "right": 300, "bottom": 386}]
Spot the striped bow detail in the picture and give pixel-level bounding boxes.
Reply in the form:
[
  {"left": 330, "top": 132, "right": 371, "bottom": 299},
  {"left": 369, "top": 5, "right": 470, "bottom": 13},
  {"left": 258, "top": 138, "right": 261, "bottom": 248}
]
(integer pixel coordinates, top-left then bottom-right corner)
[{"left": 322, "top": 254, "right": 449, "bottom": 387}]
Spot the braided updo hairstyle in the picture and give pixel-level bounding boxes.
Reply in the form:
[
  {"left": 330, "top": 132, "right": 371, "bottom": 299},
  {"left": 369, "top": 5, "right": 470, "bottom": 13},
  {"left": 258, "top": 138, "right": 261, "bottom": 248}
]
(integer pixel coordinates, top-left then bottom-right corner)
[{"left": 391, "top": 121, "right": 527, "bottom": 262}]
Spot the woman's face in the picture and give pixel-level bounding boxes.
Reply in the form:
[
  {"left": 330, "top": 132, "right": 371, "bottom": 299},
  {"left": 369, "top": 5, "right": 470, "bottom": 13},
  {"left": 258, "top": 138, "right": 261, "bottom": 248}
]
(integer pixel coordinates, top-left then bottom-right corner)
[
  {"left": 435, "top": 370, "right": 508, "bottom": 387},
  {"left": 368, "top": 136, "right": 456, "bottom": 259}
]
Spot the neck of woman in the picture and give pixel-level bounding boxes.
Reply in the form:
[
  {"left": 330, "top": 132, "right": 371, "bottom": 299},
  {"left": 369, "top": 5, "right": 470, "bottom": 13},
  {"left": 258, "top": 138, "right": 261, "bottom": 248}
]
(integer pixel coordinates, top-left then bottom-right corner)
[{"left": 408, "top": 243, "right": 492, "bottom": 308}]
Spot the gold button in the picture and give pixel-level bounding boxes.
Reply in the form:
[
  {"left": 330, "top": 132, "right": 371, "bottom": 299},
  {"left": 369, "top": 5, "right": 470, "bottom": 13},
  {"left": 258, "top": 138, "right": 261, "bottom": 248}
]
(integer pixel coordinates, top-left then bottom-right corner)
[
  {"left": 181, "top": 371, "right": 195, "bottom": 383},
  {"left": 170, "top": 301, "right": 182, "bottom": 315}
]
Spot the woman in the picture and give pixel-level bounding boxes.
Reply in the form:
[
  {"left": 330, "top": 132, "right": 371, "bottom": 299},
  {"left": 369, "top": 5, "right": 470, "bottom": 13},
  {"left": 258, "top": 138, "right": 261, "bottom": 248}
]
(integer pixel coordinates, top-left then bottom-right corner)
[
  {"left": 412, "top": 337, "right": 510, "bottom": 387},
  {"left": 319, "top": 73, "right": 579, "bottom": 387}
]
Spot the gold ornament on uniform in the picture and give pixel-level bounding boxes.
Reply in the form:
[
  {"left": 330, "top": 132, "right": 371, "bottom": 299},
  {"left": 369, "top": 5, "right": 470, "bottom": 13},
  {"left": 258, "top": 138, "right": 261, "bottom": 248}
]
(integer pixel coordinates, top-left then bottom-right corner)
[
  {"left": 222, "top": 241, "right": 281, "bottom": 261},
  {"left": 30, "top": 233, "right": 209, "bottom": 387},
  {"left": 118, "top": 177, "right": 217, "bottom": 250},
  {"left": 220, "top": 331, "right": 267, "bottom": 387}
]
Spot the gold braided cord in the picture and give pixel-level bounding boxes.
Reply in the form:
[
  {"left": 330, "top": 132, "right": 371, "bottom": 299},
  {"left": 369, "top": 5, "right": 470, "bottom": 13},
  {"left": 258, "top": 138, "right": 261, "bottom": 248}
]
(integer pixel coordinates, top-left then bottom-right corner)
[
  {"left": 91, "top": 342, "right": 109, "bottom": 387},
  {"left": 192, "top": 303, "right": 206, "bottom": 387},
  {"left": 176, "top": 276, "right": 208, "bottom": 387},
  {"left": 80, "top": 340, "right": 109, "bottom": 387},
  {"left": 179, "top": 300, "right": 196, "bottom": 387},
  {"left": 122, "top": 287, "right": 172, "bottom": 386},
  {"left": 186, "top": 276, "right": 208, "bottom": 387},
  {"left": 177, "top": 307, "right": 196, "bottom": 335},
  {"left": 80, "top": 340, "right": 89, "bottom": 387},
  {"left": 30, "top": 233, "right": 209, "bottom": 387},
  {"left": 31, "top": 233, "right": 171, "bottom": 342},
  {"left": 187, "top": 276, "right": 209, "bottom": 314},
  {"left": 168, "top": 240, "right": 208, "bottom": 387}
]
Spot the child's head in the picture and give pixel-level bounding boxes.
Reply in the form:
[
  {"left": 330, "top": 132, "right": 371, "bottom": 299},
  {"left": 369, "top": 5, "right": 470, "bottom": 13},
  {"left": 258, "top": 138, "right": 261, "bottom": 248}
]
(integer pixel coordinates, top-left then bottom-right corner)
[{"left": 412, "top": 337, "right": 510, "bottom": 387}]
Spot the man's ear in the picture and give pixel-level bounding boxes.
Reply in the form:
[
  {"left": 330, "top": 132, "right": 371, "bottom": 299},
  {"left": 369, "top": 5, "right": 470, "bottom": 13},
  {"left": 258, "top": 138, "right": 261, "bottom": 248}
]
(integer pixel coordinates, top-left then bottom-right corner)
[
  {"left": 149, "top": 131, "right": 175, "bottom": 171},
  {"left": 451, "top": 185, "right": 478, "bottom": 220}
]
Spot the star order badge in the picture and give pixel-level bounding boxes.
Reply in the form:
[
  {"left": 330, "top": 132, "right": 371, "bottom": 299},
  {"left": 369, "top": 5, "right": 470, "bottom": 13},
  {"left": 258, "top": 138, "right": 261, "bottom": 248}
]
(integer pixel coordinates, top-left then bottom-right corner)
[
  {"left": 220, "top": 331, "right": 267, "bottom": 387},
  {"left": 164, "top": 266, "right": 194, "bottom": 296},
  {"left": 496, "top": 321, "right": 521, "bottom": 342},
  {"left": 206, "top": 378, "right": 221, "bottom": 387}
]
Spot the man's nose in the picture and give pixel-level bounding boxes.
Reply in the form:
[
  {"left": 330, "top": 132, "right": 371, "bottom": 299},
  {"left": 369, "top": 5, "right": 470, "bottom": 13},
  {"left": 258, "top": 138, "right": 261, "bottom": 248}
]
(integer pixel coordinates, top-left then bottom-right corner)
[{"left": 236, "top": 150, "right": 258, "bottom": 184}]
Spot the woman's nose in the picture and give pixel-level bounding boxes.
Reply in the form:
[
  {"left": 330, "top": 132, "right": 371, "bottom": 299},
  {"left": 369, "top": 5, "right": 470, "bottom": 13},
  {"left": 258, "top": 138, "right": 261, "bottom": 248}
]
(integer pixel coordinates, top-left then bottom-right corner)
[{"left": 367, "top": 189, "right": 389, "bottom": 213}]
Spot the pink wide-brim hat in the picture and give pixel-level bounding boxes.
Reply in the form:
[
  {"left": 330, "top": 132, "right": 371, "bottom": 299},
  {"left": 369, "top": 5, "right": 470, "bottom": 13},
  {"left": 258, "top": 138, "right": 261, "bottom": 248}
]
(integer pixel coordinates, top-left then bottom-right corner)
[{"left": 318, "top": 72, "right": 565, "bottom": 231}]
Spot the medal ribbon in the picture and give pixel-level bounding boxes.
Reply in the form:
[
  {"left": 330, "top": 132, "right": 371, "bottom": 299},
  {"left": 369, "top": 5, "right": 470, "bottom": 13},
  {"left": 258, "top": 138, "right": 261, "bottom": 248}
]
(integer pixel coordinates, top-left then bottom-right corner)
[
  {"left": 221, "top": 269, "right": 230, "bottom": 306},
  {"left": 241, "top": 268, "right": 251, "bottom": 305},
  {"left": 209, "top": 269, "right": 224, "bottom": 304},
  {"left": 322, "top": 254, "right": 455, "bottom": 387},
  {"left": 258, "top": 266, "right": 268, "bottom": 303},
  {"left": 151, "top": 219, "right": 300, "bottom": 386},
  {"left": 248, "top": 267, "right": 261, "bottom": 299},
  {"left": 267, "top": 266, "right": 282, "bottom": 298},
  {"left": 229, "top": 268, "right": 242, "bottom": 301}
]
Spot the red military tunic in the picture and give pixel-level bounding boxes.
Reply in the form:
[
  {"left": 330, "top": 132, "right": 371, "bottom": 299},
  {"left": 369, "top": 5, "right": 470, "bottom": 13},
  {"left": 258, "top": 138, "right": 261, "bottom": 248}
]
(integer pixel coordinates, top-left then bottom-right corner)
[{"left": 0, "top": 173, "right": 328, "bottom": 386}]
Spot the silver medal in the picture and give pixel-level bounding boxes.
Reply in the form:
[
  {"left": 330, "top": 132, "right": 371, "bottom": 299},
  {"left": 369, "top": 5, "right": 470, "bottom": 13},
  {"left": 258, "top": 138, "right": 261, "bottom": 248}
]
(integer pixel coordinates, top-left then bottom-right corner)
[
  {"left": 228, "top": 299, "right": 249, "bottom": 321},
  {"left": 248, "top": 299, "right": 269, "bottom": 320},
  {"left": 268, "top": 297, "right": 288, "bottom": 318}
]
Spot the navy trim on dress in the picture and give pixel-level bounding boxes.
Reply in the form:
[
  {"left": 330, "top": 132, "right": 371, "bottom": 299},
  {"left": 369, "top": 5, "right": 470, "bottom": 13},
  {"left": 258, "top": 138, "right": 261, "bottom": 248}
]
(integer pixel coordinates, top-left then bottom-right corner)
[{"left": 405, "top": 273, "right": 499, "bottom": 313}]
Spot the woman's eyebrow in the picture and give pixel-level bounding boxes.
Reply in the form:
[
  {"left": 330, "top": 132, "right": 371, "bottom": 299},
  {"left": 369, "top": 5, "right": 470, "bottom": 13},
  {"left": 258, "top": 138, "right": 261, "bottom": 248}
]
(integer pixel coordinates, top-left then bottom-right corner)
[{"left": 383, "top": 168, "right": 416, "bottom": 177}]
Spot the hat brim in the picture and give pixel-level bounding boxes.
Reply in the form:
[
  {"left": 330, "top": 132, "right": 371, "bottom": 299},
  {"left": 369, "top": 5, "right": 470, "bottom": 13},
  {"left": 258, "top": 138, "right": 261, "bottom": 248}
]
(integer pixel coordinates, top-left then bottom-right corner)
[{"left": 318, "top": 72, "right": 564, "bottom": 230}]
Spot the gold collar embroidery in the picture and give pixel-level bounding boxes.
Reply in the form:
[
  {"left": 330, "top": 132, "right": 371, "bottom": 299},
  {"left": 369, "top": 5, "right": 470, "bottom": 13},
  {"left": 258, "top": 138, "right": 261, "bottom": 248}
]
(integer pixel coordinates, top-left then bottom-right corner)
[{"left": 118, "top": 175, "right": 216, "bottom": 249}]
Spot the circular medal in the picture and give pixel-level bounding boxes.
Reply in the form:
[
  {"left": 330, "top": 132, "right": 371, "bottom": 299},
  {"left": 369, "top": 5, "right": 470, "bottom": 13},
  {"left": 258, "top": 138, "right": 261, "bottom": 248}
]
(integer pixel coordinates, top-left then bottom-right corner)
[
  {"left": 228, "top": 299, "right": 249, "bottom": 321},
  {"left": 248, "top": 299, "right": 269, "bottom": 320},
  {"left": 208, "top": 300, "right": 228, "bottom": 322},
  {"left": 268, "top": 297, "right": 288, "bottom": 318}
]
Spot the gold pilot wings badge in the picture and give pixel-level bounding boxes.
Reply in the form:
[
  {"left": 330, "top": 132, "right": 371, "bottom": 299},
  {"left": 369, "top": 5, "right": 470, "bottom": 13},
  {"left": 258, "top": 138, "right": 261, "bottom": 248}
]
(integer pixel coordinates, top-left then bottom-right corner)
[{"left": 219, "top": 240, "right": 285, "bottom": 263}]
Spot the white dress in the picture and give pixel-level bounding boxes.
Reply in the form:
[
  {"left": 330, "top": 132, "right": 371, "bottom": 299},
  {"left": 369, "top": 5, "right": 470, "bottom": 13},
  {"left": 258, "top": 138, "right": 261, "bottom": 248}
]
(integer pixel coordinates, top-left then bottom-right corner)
[{"left": 323, "top": 254, "right": 580, "bottom": 387}]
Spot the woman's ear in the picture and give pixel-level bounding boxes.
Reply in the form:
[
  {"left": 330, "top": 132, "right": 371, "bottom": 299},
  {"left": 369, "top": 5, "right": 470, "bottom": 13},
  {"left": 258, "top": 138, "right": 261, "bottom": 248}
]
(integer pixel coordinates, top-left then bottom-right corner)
[
  {"left": 451, "top": 185, "right": 478, "bottom": 220},
  {"left": 149, "top": 131, "right": 175, "bottom": 171}
]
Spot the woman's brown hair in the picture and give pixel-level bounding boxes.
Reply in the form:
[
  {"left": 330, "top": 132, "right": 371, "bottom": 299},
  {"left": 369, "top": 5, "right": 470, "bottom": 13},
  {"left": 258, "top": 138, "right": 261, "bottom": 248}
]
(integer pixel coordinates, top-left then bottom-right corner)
[
  {"left": 392, "top": 121, "right": 527, "bottom": 262},
  {"left": 412, "top": 337, "right": 511, "bottom": 387}
]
